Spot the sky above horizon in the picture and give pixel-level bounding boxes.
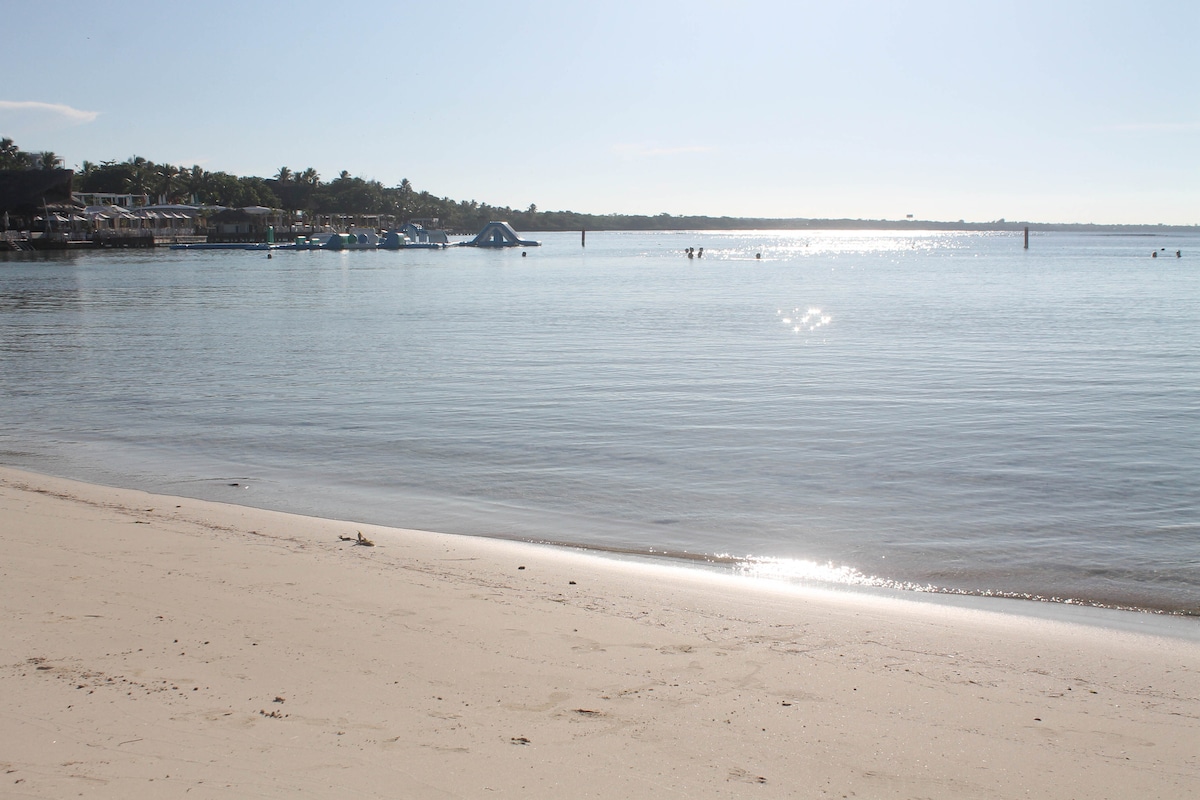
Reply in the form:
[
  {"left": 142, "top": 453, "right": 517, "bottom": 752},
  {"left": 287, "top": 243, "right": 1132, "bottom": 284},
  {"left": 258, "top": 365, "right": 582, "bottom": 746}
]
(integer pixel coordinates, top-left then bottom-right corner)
[{"left": 2, "top": 1, "right": 1196, "bottom": 225}]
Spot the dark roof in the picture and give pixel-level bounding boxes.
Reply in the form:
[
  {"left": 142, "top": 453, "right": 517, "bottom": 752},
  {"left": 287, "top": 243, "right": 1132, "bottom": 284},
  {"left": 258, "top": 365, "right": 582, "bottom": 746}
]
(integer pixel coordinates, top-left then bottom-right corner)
[
  {"left": 0, "top": 169, "right": 75, "bottom": 213},
  {"left": 209, "top": 208, "right": 256, "bottom": 222}
]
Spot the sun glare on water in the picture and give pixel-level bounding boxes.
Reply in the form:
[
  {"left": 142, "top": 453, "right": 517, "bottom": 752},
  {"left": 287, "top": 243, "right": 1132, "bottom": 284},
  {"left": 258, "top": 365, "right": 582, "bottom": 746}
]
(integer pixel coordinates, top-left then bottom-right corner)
[
  {"left": 777, "top": 307, "right": 832, "bottom": 334},
  {"left": 730, "top": 556, "right": 939, "bottom": 594},
  {"left": 730, "top": 556, "right": 887, "bottom": 587}
]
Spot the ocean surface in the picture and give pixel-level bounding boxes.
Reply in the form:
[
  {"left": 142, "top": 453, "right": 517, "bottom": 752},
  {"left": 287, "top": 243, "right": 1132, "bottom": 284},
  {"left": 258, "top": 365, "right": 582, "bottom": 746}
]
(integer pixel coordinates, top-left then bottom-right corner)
[{"left": 2, "top": 230, "right": 1198, "bottom": 615}]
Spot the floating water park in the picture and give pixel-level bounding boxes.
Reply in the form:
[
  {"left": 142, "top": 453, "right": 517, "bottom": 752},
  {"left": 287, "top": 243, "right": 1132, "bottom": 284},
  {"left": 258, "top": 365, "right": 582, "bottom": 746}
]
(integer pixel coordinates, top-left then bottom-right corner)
[
  {"left": 169, "top": 220, "right": 540, "bottom": 252},
  {"left": 463, "top": 221, "right": 542, "bottom": 248}
]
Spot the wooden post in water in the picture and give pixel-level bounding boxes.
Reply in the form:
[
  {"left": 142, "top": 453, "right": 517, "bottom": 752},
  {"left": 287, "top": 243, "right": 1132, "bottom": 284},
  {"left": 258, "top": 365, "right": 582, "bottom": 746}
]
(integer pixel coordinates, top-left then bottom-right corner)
[
  {"left": 581, "top": 230, "right": 586, "bottom": 247},
  {"left": 1024, "top": 226, "right": 1029, "bottom": 250}
]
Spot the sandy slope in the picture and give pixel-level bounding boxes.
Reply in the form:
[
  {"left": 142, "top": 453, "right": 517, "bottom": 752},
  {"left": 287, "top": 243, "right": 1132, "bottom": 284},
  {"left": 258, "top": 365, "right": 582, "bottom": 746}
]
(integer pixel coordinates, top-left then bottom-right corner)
[{"left": 1, "top": 466, "right": 1197, "bottom": 799}]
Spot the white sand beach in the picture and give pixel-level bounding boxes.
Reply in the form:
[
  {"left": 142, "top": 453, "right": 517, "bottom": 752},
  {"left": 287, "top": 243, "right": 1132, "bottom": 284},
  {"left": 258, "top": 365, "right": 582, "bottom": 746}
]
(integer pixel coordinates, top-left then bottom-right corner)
[{"left": 1, "top": 466, "right": 1197, "bottom": 799}]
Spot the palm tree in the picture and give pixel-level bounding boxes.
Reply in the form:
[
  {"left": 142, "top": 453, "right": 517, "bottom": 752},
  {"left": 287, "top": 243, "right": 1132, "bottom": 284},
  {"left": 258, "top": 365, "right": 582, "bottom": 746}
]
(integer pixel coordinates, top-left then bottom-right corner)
[
  {"left": 183, "top": 165, "right": 208, "bottom": 203},
  {"left": 39, "top": 151, "right": 62, "bottom": 169},
  {"left": 275, "top": 166, "right": 293, "bottom": 183},
  {"left": 395, "top": 178, "right": 415, "bottom": 220},
  {"left": 0, "top": 138, "right": 20, "bottom": 169},
  {"left": 299, "top": 167, "right": 320, "bottom": 186},
  {"left": 157, "top": 163, "right": 180, "bottom": 203},
  {"left": 125, "top": 156, "right": 151, "bottom": 196}
]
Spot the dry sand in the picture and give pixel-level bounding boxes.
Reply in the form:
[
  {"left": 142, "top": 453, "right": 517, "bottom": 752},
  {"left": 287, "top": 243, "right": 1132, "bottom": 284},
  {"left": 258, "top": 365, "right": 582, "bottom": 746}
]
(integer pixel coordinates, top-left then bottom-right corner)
[{"left": 1, "top": 466, "right": 1197, "bottom": 799}]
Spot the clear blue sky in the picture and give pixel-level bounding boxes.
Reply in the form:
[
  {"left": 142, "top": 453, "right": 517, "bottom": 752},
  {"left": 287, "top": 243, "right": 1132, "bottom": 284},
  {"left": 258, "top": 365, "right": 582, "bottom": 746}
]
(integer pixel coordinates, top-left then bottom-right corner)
[{"left": 3, "top": 0, "right": 1196, "bottom": 224}]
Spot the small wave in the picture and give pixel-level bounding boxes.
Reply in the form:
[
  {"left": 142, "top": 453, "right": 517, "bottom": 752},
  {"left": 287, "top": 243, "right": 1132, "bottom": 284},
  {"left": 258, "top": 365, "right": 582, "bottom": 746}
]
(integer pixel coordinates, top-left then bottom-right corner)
[{"left": 726, "top": 555, "right": 1195, "bottom": 616}]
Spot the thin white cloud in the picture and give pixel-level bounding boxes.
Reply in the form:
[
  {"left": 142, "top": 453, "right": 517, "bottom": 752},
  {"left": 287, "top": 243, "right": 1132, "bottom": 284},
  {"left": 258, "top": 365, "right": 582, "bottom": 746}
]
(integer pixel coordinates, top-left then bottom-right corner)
[
  {"left": 612, "top": 143, "right": 715, "bottom": 158},
  {"left": 0, "top": 100, "right": 100, "bottom": 124}
]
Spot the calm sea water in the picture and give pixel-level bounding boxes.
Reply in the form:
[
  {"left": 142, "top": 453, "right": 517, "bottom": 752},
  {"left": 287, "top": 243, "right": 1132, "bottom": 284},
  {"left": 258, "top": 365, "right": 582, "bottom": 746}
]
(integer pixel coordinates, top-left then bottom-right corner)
[{"left": 2, "top": 230, "right": 1198, "bottom": 614}]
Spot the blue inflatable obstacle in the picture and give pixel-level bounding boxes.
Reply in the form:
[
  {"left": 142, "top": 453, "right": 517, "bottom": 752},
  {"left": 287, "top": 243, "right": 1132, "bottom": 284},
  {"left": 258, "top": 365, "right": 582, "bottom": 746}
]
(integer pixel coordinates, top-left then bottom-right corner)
[
  {"left": 380, "top": 230, "right": 408, "bottom": 249},
  {"left": 379, "top": 227, "right": 449, "bottom": 249},
  {"left": 464, "top": 221, "right": 540, "bottom": 248}
]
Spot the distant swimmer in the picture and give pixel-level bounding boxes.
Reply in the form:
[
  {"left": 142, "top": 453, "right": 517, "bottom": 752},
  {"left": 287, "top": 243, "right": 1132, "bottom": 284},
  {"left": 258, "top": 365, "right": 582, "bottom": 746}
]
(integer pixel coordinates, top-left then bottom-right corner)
[
  {"left": 755, "top": 253, "right": 762, "bottom": 259},
  {"left": 1178, "top": 250, "right": 1182, "bottom": 258},
  {"left": 697, "top": 247, "right": 704, "bottom": 258},
  {"left": 1152, "top": 251, "right": 1157, "bottom": 258}
]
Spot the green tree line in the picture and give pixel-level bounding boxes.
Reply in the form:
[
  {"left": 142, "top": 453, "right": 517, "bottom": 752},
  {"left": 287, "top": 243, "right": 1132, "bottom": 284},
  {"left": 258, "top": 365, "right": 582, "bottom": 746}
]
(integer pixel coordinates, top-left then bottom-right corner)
[
  {"left": 1, "top": 137, "right": 63, "bottom": 171},
  {"left": 5, "top": 137, "right": 549, "bottom": 232},
  {"left": 7, "top": 136, "right": 793, "bottom": 233},
  {"left": 7, "top": 137, "right": 1197, "bottom": 233},
  {"left": 3, "top": 139, "right": 780, "bottom": 233}
]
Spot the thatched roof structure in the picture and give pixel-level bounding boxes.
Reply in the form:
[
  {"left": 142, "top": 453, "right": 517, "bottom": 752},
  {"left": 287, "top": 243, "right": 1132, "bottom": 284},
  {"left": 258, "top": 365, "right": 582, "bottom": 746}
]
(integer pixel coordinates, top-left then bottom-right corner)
[{"left": 0, "top": 169, "right": 75, "bottom": 214}]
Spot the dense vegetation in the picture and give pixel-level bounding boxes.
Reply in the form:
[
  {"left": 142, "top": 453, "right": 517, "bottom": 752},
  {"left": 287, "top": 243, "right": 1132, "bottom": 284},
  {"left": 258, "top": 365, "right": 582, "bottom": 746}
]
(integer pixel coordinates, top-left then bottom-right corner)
[
  {"left": 4, "top": 137, "right": 1196, "bottom": 233},
  {"left": 5, "top": 137, "right": 545, "bottom": 232},
  {"left": 1, "top": 138, "right": 62, "bottom": 171}
]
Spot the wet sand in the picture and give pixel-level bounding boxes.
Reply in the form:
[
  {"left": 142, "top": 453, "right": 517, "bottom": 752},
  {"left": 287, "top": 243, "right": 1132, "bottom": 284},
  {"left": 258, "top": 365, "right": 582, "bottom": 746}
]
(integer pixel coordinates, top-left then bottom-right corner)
[{"left": 2, "top": 466, "right": 1197, "bottom": 799}]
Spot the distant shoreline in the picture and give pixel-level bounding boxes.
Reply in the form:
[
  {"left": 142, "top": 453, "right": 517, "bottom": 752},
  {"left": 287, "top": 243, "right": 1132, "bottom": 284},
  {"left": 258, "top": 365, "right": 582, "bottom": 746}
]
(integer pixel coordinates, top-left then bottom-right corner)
[{"left": 520, "top": 218, "right": 1200, "bottom": 235}]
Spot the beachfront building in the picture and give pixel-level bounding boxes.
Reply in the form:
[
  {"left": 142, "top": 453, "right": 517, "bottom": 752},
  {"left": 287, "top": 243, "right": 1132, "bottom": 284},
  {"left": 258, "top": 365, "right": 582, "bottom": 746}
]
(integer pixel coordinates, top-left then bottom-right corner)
[
  {"left": 73, "top": 191, "right": 151, "bottom": 209},
  {"left": 207, "top": 206, "right": 289, "bottom": 243},
  {"left": 133, "top": 205, "right": 206, "bottom": 244},
  {"left": 81, "top": 203, "right": 208, "bottom": 247},
  {"left": 0, "top": 168, "right": 79, "bottom": 250},
  {"left": 311, "top": 212, "right": 399, "bottom": 234}
]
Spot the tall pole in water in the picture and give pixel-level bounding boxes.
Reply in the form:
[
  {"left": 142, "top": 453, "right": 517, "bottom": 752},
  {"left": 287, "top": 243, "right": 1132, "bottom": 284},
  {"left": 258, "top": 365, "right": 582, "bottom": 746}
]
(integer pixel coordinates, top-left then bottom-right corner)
[
  {"left": 1024, "top": 226, "right": 1029, "bottom": 250},
  {"left": 581, "top": 230, "right": 586, "bottom": 247}
]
